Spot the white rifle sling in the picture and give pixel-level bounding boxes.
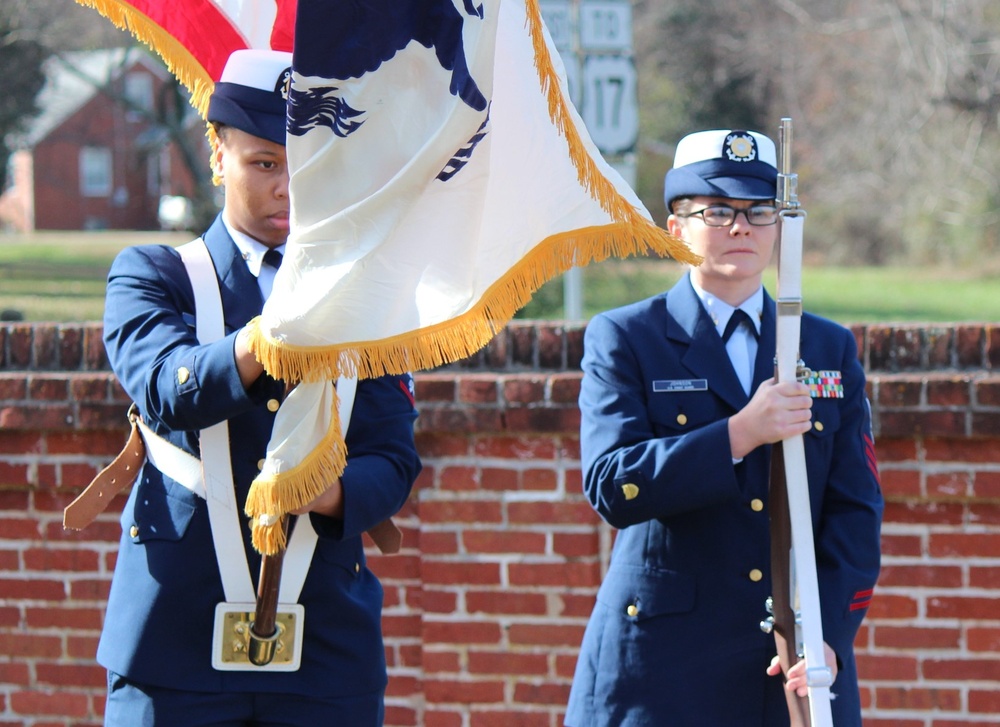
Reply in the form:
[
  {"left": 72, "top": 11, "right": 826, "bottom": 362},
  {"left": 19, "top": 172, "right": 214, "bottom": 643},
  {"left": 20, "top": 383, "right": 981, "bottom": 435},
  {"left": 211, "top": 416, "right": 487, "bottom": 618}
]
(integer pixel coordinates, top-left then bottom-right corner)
[{"left": 174, "top": 241, "right": 359, "bottom": 611}]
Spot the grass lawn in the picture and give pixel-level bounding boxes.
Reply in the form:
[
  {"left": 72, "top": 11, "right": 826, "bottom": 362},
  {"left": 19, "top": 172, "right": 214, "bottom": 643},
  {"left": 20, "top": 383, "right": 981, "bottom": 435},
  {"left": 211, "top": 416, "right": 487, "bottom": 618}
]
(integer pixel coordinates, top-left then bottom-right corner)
[{"left": 1, "top": 231, "right": 998, "bottom": 324}]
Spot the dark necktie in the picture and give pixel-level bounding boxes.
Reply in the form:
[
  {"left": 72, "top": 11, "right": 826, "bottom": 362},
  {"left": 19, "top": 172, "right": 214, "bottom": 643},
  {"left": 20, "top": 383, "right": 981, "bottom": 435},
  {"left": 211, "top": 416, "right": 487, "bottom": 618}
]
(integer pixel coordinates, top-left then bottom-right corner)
[
  {"left": 263, "top": 249, "right": 283, "bottom": 271},
  {"left": 722, "top": 309, "right": 758, "bottom": 343}
]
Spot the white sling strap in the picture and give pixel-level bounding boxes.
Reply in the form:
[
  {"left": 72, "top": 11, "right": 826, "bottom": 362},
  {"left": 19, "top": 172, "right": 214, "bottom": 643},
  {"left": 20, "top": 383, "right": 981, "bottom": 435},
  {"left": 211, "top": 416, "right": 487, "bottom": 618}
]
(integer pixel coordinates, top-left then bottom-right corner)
[
  {"left": 174, "top": 239, "right": 357, "bottom": 606},
  {"left": 178, "top": 239, "right": 255, "bottom": 604}
]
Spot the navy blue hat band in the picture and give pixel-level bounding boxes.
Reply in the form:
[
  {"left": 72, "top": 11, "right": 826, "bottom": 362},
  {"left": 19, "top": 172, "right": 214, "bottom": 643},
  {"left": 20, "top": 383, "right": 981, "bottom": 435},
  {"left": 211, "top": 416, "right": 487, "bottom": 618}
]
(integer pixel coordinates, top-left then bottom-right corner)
[{"left": 207, "top": 82, "right": 288, "bottom": 145}]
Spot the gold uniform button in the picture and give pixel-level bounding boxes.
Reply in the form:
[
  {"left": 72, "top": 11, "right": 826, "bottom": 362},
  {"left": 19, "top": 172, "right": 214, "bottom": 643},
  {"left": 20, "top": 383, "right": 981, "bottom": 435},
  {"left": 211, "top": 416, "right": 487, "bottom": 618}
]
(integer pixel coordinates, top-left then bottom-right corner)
[
  {"left": 676, "top": 413, "right": 688, "bottom": 426},
  {"left": 257, "top": 459, "right": 266, "bottom": 471},
  {"left": 266, "top": 399, "right": 280, "bottom": 412},
  {"left": 750, "top": 498, "right": 764, "bottom": 512},
  {"left": 814, "top": 421, "right": 824, "bottom": 432},
  {"left": 129, "top": 525, "right": 139, "bottom": 538},
  {"left": 749, "top": 568, "right": 763, "bottom": 582},
  {"left": 354, "top": 562, "right": 361, "bottom": 574},
  {"left": 621, "top": 483, "right": 639, "bottom": 501},
  {"left": 177, "top": 367, "right": 190, "bottom": 385},
  {"left": 626, "top": 604, "right": 639, "bottom": 617}
]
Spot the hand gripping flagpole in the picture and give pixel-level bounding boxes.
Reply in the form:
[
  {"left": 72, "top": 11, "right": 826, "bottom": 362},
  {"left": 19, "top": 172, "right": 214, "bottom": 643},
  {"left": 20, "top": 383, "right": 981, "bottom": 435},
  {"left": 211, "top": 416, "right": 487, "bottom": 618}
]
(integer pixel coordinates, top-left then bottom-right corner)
[{"left": 761, "top": 118, "right": 834, "bottom": 727}]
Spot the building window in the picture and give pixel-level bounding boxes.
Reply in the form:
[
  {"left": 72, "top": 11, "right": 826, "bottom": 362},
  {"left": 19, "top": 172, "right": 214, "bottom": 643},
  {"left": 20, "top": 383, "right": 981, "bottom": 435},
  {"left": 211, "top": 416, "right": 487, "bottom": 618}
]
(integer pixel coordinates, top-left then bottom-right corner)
[
  {"left": 124, "top": 71, "right": 154, "bottom": 116},
  {"left": 80, "top": 146, "right": 112, "bottom": 197}
]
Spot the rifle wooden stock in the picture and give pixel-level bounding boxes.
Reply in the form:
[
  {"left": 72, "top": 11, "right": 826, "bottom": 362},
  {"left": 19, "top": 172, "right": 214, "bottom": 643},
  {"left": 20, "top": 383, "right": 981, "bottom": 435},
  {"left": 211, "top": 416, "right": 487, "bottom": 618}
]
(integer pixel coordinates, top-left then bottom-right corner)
[{"left": 769, "top": 441, "right": 811, "bottom": 727}]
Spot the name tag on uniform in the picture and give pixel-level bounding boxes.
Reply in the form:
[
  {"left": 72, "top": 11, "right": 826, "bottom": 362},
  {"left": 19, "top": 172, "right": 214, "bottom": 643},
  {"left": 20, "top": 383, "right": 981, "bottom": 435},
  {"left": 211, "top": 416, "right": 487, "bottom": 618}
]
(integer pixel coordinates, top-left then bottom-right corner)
[{"left": 653, "top": 379, "right": 707, "bottom": 393}]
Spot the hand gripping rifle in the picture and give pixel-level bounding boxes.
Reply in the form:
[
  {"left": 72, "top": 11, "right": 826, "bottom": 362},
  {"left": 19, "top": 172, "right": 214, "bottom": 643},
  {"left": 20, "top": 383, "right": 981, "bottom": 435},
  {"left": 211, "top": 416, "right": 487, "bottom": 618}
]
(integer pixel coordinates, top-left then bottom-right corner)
[{"left": 759, "top": 118, "right": 834, "bottom": 727}]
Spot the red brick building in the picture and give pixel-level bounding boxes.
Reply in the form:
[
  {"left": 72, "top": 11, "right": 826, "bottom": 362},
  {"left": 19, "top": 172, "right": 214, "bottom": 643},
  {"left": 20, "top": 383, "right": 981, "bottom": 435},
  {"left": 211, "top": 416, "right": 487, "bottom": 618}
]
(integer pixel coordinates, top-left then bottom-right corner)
[{"left": 0, "top": 48, "right": 207, "bottom": 232}]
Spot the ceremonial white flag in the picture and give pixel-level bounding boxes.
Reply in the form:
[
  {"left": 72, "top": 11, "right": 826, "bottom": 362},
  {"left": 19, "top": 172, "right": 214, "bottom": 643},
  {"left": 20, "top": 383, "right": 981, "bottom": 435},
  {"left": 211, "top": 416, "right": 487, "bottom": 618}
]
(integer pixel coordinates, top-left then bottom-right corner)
[{"left": 77, "top": 0, "right": 699, "bottom": 553}]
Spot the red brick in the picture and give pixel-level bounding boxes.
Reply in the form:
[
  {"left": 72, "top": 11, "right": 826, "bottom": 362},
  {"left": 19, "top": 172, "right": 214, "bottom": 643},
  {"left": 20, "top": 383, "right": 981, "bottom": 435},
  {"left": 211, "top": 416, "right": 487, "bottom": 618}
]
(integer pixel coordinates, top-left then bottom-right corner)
[
  {"left": 873, "top": 686, "right": 960, "bottom": 711},
  {"left": 419, "top": 500, "right": 502, "bottom": 524},
  {"left": 969, "top": 688, "right": 1000, "bottom": 714},
  {"left": 884, "top": 501, "right": 963, "bottom": 525},
  {"left": 0, "top": 375, "right": 28, "bottom": 400},
  {"left": 413, "top": 375, "right": 456, "bottom": 401},
  {"left": 504, "top": 407, "right": 580, "bottom": 433},
  {"left": 502, "top": 377, "right": 545, "bottom": 404},
  {"left": 507, "top": 500, "right": 600, "bottom": 526},
  {"left": 969, "top": 566, "right": 1000, "bottom": 589},
  {"left": 973, "top": 471, "right": 1000, "bottom": 498},
  {"left": 422, "top": 649, "right": 461, "bottom": 674},
  {"left": 880, "top": 534, "right": 923, "bottom": 557},
  {"left": 879, "top": 468, "right": 921, "bottom": 498},
  {"left": 976, "top": 377, "right": 1000, "bottom": 406},
  {"left": 512, "top": 681, "right": 571, "bottom": 705},
  {"left": 879, "top": 411, "right": 966, "bottom": 438},
  {"left": 421, "top": 561, "right": 501, "bottom": 586},
  {"left": 878, "top": 380, "right": 922, "bottom": 407},
  {"left": 34, "top": 662, "right": 106, "bottom": 688},
  {"left": 960, "top": 502, "right": 999, "bottom": 537},
  {"left": 419, "top": 531, "right": 459, "bottom": 555},
  {"left": 474, "top": 435, "right": 556, "bottom": 460},
  {"left": 507, "top": 623, "right": 584, "bottom": 647},
  {"left": 0, "top": 633, "right": 63, "bottom": 659},
  {"left": 10, "top": 690, "right": 89, "bottom": 717},
  {"left": 924, "top": 438, "right": 999, "bottom": 463},
  {"left": 28, "top": 377, "right": 70, "bottom": 402},
  {"left": 0, "top": 430, "right": 41, "bottom": 454},
  {"left": 383, "top": 614, "right": 422, "bottom": 639},
  {"left": 508, "top": 561, "right": 600, "bottom": 588},
  {"left": 420, "top": 589, "right": 459, "bottom": 614},
  {"left": 972, "top": 411, "right": 1000, "bottom": 435},
  {"left": 865, "top": 594, "right": 918, "bottom": 619},
  {"left": 925, "top": 471, "right": 971, "bottom": 498},
  {"left": 549, "top": 374, "right": 581, "bottom": 403},
  {"left": 878, "top": 565, "right": 962, "bottom": 589},
  {"left": 463, "top": 529, "right": 545, "bottom": 554},
  {"left": 930, "top": 532, "right": 1000, "bottom": 557},
  {"left": 468, "top": 650, "right": 547, "bottom": 676},
  {"left": 470, "top": 710, "right": 550, "bottom": 727},
  {"left": 422, "top": 621, "right": 502, "bottom": 645},
  {"left": 956, "top": 325, "right": 985, "bottom": 367},
  {"left": 465, "top": 590, "right": 548, "bottom": 616},
  {"left": 479, "top": 467, "right": 518, "bottom": 491},
  {"left": 521, "top": 469, "right": 557, "bottom": 491},
  {"left": 438, "top": 465, "right": 478, "bottom": 491},
  {"left": 926, "top": 596, "right": 1000, "bottom": 620},
  {"left": 855, "top": 654, "right": 919, "bottom": 681},
  {"left": 423, "top": 709, "right": 464, "bottom": 727},
  {"left": 923, "top": 658, "right": 1000, "bottom": 681},
  {"left": 926, "top": 377, "right": 972, "bottom": 406},
  {"left": 872, "top": 626, "right": 960, "bottom": 650},
  {"left": 967, "top": 627, "right": 1000, "bottom": 652},
  {"left": 458, "top": 377, "right": 498, "bottom": 404},
  {"left": 872, "top": 437, "right": 918, "bottom": 462},
  {"left": 552, "top": 532, "right": 599, "bottom": 558},
  {"left": 22, "top": 548, "right": 100, "bottom": 573}
]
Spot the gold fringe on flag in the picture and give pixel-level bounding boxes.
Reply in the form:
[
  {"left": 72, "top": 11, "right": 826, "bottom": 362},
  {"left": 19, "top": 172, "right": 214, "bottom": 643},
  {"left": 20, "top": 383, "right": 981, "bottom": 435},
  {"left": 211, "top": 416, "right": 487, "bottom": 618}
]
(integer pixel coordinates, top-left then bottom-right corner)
[
  {"left": 244, "top": 390, "right": 348, "bottom": 555},
  {"left": 247, "top": 220, "right": 700, "bottom": 385},
  {"left": 74, "top": 0, "right": 216, "bottom": 116}
]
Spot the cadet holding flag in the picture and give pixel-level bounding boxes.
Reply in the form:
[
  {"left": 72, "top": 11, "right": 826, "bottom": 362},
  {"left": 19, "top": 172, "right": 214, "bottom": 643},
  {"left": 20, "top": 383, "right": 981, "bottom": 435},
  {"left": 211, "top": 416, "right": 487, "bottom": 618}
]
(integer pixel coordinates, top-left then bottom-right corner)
[
  {"left": 94, "top": 50, "right": 421, "bottom": 726},
  {"left": 565, "top": 129, "right": 883, "bottom": 727}
]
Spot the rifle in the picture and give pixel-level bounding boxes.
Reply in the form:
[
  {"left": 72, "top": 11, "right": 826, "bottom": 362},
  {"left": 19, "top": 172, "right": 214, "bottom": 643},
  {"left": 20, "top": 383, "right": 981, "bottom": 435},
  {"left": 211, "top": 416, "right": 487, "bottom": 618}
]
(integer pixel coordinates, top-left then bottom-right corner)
[{"left": 759, "top": 118, "right": 834, "bottom": 727}]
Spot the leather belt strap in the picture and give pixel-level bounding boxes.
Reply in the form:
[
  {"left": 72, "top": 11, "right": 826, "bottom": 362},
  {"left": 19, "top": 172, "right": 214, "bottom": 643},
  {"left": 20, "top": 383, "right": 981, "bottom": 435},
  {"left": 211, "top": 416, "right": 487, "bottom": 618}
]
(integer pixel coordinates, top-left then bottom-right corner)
[{"left": 63, "top": 406, "right": 144, "bottom": 530}]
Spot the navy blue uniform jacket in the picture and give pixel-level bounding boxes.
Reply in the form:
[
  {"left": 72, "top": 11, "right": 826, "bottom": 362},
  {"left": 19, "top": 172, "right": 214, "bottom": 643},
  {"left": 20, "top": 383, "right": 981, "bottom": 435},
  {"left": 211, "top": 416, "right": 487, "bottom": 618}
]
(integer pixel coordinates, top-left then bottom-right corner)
[
  {"left": 565, "top": 274, "right": 882, "bottom": 727},
  {"left": 98, "top": 216, "right": 421, "bottom": 706}
]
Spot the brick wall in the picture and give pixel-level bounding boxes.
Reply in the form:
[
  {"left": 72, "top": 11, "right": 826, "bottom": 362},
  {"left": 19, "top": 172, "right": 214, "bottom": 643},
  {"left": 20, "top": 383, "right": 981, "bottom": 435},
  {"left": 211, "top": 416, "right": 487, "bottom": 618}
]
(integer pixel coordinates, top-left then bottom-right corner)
[{"left": 1, "top": 321, "right": 999, "bottom": 726}]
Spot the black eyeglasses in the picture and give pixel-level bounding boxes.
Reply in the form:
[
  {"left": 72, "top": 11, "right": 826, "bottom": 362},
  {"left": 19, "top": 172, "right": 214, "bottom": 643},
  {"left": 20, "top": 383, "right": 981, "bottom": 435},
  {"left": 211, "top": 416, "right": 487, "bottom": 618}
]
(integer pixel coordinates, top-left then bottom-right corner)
[{"left": 676, "top": 204, "right": 779, "bottom": 227}]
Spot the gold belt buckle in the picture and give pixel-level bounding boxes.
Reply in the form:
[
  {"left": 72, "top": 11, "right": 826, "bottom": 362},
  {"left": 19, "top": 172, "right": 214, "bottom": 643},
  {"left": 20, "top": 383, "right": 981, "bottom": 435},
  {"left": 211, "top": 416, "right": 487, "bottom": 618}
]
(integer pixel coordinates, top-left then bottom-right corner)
[{"left": 211, "top": 602, "right": 304, "bottom": 672}]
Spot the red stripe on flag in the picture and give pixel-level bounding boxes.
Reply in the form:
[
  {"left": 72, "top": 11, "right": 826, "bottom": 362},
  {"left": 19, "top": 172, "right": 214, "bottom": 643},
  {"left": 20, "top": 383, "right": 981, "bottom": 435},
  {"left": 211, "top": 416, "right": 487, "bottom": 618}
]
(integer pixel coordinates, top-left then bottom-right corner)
[
  {"left": 853, "top": 588, "right": 874, "bottom": 599},
  {"left": 125, "top": 0, "right": 254, "bottom": 80}
]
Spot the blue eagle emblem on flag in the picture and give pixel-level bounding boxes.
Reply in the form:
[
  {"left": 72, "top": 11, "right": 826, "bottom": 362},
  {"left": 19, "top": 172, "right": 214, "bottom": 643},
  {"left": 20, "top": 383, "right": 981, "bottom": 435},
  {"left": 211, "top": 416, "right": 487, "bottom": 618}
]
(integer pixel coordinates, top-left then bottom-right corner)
[{"left": 288, "top": 0, "right": 488, "bottom": 140}]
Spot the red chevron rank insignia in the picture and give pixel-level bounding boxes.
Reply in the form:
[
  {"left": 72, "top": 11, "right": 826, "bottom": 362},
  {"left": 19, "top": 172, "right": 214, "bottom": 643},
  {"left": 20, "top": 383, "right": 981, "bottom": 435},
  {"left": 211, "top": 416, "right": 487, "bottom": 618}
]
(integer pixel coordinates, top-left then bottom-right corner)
[{"left": 850, "top": 588, "right": 874, "bottom": 612}]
